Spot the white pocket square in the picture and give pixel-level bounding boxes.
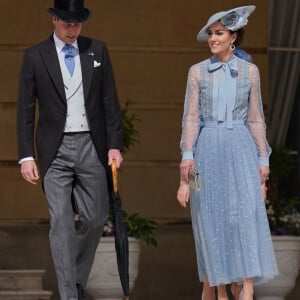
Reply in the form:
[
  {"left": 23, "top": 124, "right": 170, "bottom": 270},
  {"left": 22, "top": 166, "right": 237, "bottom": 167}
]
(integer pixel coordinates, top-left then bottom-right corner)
[{"left": 94, "top": 60, "right": 101, "bottom": 68}]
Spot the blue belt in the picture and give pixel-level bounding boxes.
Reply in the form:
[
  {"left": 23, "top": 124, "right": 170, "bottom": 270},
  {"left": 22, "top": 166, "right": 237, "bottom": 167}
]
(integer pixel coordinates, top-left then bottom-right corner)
[{"left": 202, "top": 120, "right": 245, "bottom": 128}]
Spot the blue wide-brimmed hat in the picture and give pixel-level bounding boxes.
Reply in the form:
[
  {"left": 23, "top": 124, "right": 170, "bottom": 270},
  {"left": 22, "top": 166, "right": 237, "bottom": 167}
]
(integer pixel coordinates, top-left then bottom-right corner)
[
  {"left": 197, "top": 5, "right": 256, "bottom": 42},
  {"left": 48, "top": 0, "right": 91, "bottom": 23}
]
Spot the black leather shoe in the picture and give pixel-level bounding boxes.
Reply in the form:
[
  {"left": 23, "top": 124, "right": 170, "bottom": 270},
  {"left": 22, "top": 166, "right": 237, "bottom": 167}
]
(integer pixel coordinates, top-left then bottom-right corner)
[{"left": 76, "top": 283, "right": 85, "bottom": 300}]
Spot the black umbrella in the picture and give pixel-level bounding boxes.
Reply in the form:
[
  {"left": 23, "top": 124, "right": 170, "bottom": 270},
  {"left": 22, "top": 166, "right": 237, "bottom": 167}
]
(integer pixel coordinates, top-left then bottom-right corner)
[
  {"left": 111, "top": 159, "right": 130, "bottom": 300},
  {"left": 70, "top": 161, "right": 130, "bottom": 299}
]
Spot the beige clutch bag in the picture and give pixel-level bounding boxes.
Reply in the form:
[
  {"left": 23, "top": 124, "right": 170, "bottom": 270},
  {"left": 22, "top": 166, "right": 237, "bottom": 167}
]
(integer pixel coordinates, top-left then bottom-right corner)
[{"left": 188, "top": 169, "right": 201, "bottom": 190}]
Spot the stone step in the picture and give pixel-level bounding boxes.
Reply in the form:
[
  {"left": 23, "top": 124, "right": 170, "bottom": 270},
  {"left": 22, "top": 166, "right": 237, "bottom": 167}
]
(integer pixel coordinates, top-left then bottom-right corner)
[
  {"left": 0, "top": 270, "right": 46, "bottom": 290},
  {"left": 0, "top": 290, "right": 53, "bottom": 300}
]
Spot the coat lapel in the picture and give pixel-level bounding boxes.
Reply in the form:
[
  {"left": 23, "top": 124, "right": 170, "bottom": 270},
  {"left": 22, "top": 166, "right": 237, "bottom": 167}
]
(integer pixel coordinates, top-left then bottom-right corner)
[
  {"left": 39, "top": 37, "right": 66, "bottom": 101},
  {"left": 78, "top": 37, "right": 94, "bottom": 101}
]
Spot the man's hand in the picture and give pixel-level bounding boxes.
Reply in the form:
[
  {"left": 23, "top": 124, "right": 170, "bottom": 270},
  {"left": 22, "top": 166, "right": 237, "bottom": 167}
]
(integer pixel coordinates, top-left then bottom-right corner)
[
  {"left": 20, "top": 160, "right": 40, "bottom": 185},
  {"left": 108, "top": 149, "right": 123, "bottom": 168}
]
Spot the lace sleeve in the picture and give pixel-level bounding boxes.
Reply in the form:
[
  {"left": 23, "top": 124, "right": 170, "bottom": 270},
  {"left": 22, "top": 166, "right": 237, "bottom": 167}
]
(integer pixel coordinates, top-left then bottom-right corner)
[
  {"left": 247, "top": 64, "right": 271, "bottom": 166},
  {"left": 180, "top": 64, "right": 201, "bottom": 160}
]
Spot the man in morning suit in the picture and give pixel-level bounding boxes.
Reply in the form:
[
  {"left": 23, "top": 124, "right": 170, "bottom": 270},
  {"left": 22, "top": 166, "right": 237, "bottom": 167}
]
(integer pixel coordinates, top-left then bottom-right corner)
[{"left": 17, "top": 0, "right": 123, "bottom": 299}]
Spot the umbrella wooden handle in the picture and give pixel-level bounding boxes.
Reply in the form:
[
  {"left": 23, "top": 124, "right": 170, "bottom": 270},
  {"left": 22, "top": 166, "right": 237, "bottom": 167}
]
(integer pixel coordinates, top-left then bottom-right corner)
[{"left": 111, "top": 159, "right": 118, "bottom": 193}]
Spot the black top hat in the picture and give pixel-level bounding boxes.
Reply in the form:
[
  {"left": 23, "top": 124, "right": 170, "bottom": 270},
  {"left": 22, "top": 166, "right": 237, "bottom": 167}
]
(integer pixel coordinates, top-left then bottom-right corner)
[{"left": 48, "top": 0, "right": 91, "bottom": 23}]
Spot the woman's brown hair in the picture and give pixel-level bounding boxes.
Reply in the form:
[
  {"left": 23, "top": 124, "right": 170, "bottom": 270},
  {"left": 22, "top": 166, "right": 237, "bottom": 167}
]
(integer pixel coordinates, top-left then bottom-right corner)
[{"left": 231, "top": 28, "right": 244, "bottom": 47}]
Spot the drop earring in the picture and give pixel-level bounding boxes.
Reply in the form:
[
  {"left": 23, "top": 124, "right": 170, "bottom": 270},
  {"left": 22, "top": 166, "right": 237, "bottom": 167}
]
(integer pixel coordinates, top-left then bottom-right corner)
[{"left": 230, "top": 43, "right": 236, "bottom": 51}]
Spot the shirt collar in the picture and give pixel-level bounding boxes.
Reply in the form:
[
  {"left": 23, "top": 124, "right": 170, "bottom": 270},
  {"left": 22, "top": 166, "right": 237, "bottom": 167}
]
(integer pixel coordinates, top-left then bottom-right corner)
[
  {"left": 210, "top": 55, "right": 236, "bottom": 64},
  {"left": 53, "top": 32, "right": 79, "bottom": 53},
  {"left": 208, "top": 55, "right": 237, "bottom": 77}
]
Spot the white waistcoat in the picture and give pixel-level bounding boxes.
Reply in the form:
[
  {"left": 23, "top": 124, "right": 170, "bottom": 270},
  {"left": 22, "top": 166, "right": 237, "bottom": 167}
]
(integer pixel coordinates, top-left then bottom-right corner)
[{"left": 58, "top": 53, "right": 90, "bottom": 132}]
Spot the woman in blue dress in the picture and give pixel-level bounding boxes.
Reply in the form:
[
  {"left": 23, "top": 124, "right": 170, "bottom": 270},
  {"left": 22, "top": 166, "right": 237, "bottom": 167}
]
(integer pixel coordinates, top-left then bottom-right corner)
[{"left": 177, "top": 5, "right": 278, "bottom": 300}]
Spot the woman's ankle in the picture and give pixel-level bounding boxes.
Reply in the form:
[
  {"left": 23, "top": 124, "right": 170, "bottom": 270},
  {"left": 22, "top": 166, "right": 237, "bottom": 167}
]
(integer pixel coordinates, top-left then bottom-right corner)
[
  {"left": 242, "top": 278, "right": 254, "bottom": 300},
  {"left": 217, "top": 285, "right": 228, "bottom": 300},
  {"left": 202, "top": 282, "right": 215, "bottom": 300},
  {"left": 231, "top": 282, "right": 242, "bottom": 300}
]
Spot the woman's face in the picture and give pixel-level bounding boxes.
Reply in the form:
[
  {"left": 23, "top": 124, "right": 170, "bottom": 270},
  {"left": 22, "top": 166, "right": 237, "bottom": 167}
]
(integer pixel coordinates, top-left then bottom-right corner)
[{"left": 207, "top": 22, "right": 236, "bottom": 59}]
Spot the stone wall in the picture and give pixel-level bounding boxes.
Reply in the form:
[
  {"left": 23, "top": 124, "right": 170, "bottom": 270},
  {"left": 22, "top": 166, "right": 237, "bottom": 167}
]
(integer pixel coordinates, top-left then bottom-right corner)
[{"left": 0, "top": 0, "right": 268, "bottom": 223}]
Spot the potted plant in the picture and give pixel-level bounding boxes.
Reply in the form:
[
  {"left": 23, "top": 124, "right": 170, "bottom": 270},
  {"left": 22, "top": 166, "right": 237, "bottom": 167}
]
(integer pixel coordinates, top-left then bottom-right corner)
[
  {"left": 110, "top": 100, "right": 158, "bottom": 248},
  {"left": 255, "top": 146, "right": 300, "bottom": 300},
  {"left": 102, "top": 211, "right": 158, "bottom": 247},
  {"left": 86, "top": 101, "right": 158, "bottom": 300}
]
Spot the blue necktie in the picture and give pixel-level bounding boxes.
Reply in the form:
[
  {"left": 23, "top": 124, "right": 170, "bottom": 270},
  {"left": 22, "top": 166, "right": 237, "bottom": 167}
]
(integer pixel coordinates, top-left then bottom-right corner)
[{"left": 63, "top": 44, "right": 76, "bottom": 76}]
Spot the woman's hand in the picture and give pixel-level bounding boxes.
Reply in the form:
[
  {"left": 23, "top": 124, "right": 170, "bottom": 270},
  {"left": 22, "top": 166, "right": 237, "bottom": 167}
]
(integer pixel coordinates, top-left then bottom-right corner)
[
  {"left": 260, "top": 165, "right": 269, "bottom": 201},
  {"left": 177, "top": 182, "right": 190, "bottom": 208},
  {"left": 261, "top": 183, "right": 267, "bottom": 200},
  {"left": 180, "top": 159, "right": 194, "bottom": 182},
  {"left": 259, "top": 165, "right": 270, "bottom": 184}
]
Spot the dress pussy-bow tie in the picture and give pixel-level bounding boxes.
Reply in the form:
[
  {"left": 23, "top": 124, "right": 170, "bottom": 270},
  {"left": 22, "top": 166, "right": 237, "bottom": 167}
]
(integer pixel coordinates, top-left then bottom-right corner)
[
  {"left": 208, "top": 58, "right": 237, "bottom": 129},
  {"left": 208, "top": 59, "right": 238, "bottom": 77}
]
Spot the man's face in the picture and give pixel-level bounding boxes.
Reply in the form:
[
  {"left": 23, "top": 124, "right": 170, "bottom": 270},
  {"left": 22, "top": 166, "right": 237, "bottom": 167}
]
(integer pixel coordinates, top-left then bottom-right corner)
[{"left": 52, "top": 17, "right": 82, "bottom": 44}]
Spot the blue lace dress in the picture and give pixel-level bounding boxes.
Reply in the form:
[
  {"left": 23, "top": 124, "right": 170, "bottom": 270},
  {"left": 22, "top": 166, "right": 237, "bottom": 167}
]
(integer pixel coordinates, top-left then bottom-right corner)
[{"left": 180, "top": 55, "right": 278, "bottom": 286}]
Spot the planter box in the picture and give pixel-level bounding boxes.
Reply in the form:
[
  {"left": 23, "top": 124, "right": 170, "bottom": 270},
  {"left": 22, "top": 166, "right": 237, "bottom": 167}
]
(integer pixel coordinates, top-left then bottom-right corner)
[
  {"left": 86, "top": 237, "right": 141, "bottom": 300},
  {"left": 254, "top": 236, "right": 300, "bottom": 300}
]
